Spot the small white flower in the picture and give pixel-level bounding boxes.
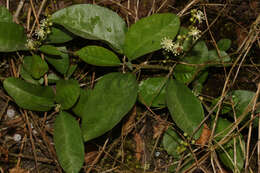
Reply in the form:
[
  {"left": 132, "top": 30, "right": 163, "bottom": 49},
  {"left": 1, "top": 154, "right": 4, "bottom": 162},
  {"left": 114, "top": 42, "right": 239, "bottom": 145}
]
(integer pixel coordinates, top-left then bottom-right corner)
[
  {"left": 193, "top": 10, "right": 205, "bottom": 23},
  {"left": 171, "top": 42, "right": 183, "bottom": 56},
  {"left": 161, "top": 37, "right": 174, "bottom": 52},
  {"left": 26, "top": 39, "right": 36, "bottom": 50},
  {"left": 7, "top": 109, "right": 15, "bottom": 118},
  {"left": 36, "top": 28, "right": 46, "bottom": 40},
  {"left": 188, "top": 26, "right": 201, "bottom": 41},
  {"left": 13, "top": 134, "right": 22, "bottom": 142}
]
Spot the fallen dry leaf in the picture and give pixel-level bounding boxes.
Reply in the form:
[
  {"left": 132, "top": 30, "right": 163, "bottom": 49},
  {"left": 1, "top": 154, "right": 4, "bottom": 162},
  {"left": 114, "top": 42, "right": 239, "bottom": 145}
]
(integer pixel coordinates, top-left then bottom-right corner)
[
  {"left": 196, "top": 124, "right": 211, "bottom": 146},
  {"left": 133, "top": 132, "right": 144, "bottom": 161},
  {"left": 152, "top": 122, "right": 167, "bottom": 139}
]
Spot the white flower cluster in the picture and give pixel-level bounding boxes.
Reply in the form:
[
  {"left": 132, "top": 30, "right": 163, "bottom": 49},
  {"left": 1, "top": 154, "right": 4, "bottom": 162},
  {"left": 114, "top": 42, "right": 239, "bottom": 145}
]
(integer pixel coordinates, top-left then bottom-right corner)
[
  {"left": 190, "top": 9, "right": 205, "bottom": 24},
  {"left": 26, "top": 16, "right": 53, "bottom": 50},
  {"left": 161, "top": 37, "right": 183, "bottom": 56}
]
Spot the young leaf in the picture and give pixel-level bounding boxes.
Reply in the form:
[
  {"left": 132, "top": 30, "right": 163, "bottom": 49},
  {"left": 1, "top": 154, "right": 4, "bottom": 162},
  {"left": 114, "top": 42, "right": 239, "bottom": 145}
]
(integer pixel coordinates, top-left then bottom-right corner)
[
  {"left": 124, "top": 13, "right": 180, "bottom": 61},
  {"left": 82, "top": 72, "right": 138, "bottom": 141},
  {"left": 23, "top": 55, "right": 49, "bottom": 79},
  {"left": 0, "top": 22, "right": 27, "bottom": 52},
  {"left": 166, "top": 79, "right": 204, "bottom": 139},
  {"left": 72, "top": 89, "right": 91, "bottom": 118},
  {"left": 138, "top": 77, "right": 168, "bottom": 108},
  {"left": 217, "top": 38, "right": 231, "bottom": 51},
  {"left": 76, "top": 46, "right": 121, "bottom": 66},
  {"left": 207, "top": 49, "right": 230, "bottom": 64},
  {"left": 54, "top": 111, "right": 84, "bottom": 173},
  {"left": 0, "top": 6, "right": 13, "bottom": 23},
  {"left": 51, "top": 4, "right": 127, "bottom": 53},
  {"left": 45, "top": 47, "right": 69, "bottom": 74},
  {"left": 3, "top": 77, "right": 55, "bottom": 111},
  {"left": 55, "top": 79, "right": 80, "bottom": 110},
  {"left": 45, "top": 27, "right": 74, "bottom": 44},
  {"left": 162, "top": 127, "right": 182, "bottom": 159}
]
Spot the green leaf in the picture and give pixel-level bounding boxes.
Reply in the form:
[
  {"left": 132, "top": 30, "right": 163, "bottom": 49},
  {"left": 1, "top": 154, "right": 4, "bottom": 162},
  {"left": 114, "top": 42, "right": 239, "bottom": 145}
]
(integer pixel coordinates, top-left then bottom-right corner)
[
  {"left": 0, "top": 22, "right": 27, "bottom": 52},
  {"left": 3, "top": 77, "right": 55, "bottom": 111},
  {"left": 174, "top": 41, "right": 208, "bottom": 83},
  {"left": 217, "top": 38, "right": 231, "bottom": 51},
  {"left": 192, "top": 71, "right": 208, "bottom": 96},
  {"left": 76, "top": 46, "right": 121, "bottom": 66},
  {"left": 55, "top": 79, "right": 80, "bottom": 110},
  {"left": 20, "top": 66, "right": 44, "bottom": 85},
  {"left": 214, "top": 118, "right": 245, "bottom": 172},
  {"left": 124, "top": 13, "right": 180, "bottom": 60},
  {"left": 207, "top": 49, "right": 230, "bottom": 64},
  {"left": 138, "top": 77, "right": 168, "bottom": 108},
  {"left": 39, "top": 45, "right": 63, "bottom": 56},
  {"left": 0, "top": 6, "right": 13, "bottom": 22},
  {"left": 51, "top": 4, "right": 127, "bottom": 53},
  {"left": 82, "top": 72, "right": 138, "bottom": 141},
  {"left": 54, "top": 111, "right": 84, "bottom": 173},
  {"left": 66, "top": 64, "right": 77, "bottom": 78},
  {"left": 45, "top": 47, "right": 69, "bottom": 74},
  {"left": 162, "top": 127, "right": 182, "bottom": 158},
  {"left": 72, "top": 89, "right": 91, "bottom": 118},
  {"left": 23, "top": 55, "right": 49, "bottom": 79},
  {"left": 47, "top": 73, "right": 60, "bottom": 84},
  {"left": 45, "top": 27, "right": 74, "bottom": 44},
  {"left": 179, "top": 27, "right": 192, "bottom": 52},
  {"left": 166, "top": 79, "right": 204, "bottom": 139}
]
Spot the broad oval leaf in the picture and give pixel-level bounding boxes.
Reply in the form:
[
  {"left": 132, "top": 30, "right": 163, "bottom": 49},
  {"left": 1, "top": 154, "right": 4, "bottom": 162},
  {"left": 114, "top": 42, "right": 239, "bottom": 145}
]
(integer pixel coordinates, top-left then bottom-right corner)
[
  {"left": 217, "top": 38, "right": 231, "bottom": 51},
  {"left": 0, "top": 6, "right": 13, "bottom": 22},
  {"left": 55, "top": 79, "right": 80, "bottom": 110},
  {"left": 45, "top": 47, "right": 70, "bottom": 74},
  {"left": 20, "top": 66, "right": 43, "bottom": 85},
  {"left": 54, "top": 111, "right": 84, "bottom": 173},
  {"left": 124, "top": 13, "right": 180, "bottom": 61},
  {"left": 45, "top": 27, "right": 74, "bottom": 44},
  {"left": 82, "top": 72, "right": 138, "bottom": 141},
  {"left": 138, "top": 77, "right": 168, "bottom": 108},
  {"left": 51, "top": 4, "right": 127, "bottom": 53},
  {"left": 72, "top": 89, "right": 91, "bottom": 118},
  {"left": 3, "top": 77, "right": 55, "bottom": 111},
  {"left": 208, "top": 49, "right": 230, "bottom": 64},
  {"left": 0, "top": 22, "right": 27, "bottom": 52},
  {"left": 166, "top": 79, "right": 204, "bottom": 139},
  {"left": 214, "top": 118, "right": 245, "bottom": 172},
  {"left": 162, "top": 127, "right": 182, "bottom": 159},
  {"left": 76, "top": 46, "right": 121, "bottom": 66},
  {"left": 23, "top": 55, "right": 49, "bottom": 79}
]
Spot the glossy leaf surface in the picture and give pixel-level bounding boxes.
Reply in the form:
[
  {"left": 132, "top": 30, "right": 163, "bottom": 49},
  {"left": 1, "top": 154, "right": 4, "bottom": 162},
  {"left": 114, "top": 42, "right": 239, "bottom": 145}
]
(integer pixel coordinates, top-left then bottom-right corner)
[
  {"left": 138, "top": 77, "right": 168, "bottom": 107},
  {"left": 3, "top": 77, "right": 55, "bottom": 111},
  {"left": 124, "top": 13, "right": 180, "bottom": 60},
  {"left": 55, "top": 79, "right": 80, "bottom": 110},
  {"left": 54, "top": 111, "right": 84, "bottom": 173},
  {"left": 166, "top": 79, "right": 204, "bottom": 139},
  {"left": 76, "top": 46, "right": 121, "bottom": 66},
  {"left": 51, "top": 4, "right": 127, "bottom": 53},
  {"left": 0, "top": 22, "right": 27, "bottom": 52},
  {"left": 82, "top": 72, "right": 138, "bottom": 141},
  {"left": 0, "top": 6, "right": 12, "bottom": 22},
  {"left": 23, "top": 55, "right": 49, "bottom": 79}
]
